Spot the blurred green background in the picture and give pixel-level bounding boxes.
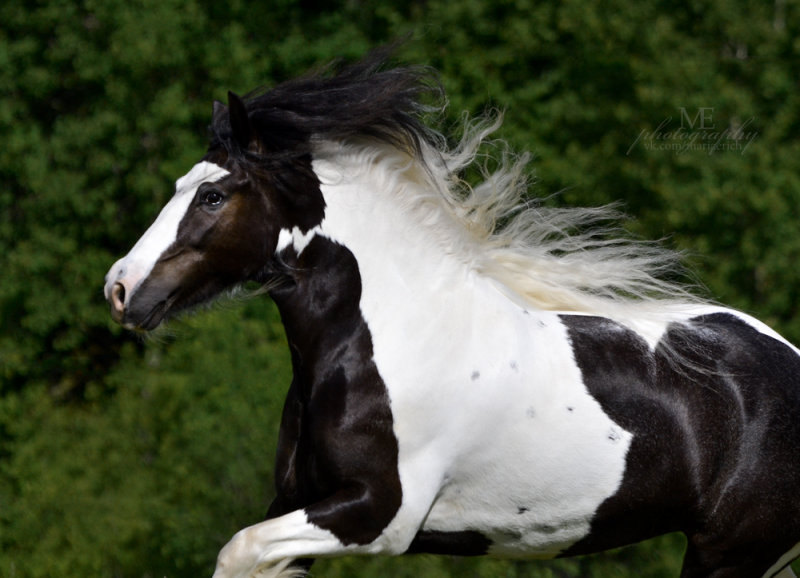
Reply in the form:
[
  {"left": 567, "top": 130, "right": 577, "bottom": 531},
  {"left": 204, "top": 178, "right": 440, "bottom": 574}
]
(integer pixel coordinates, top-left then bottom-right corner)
[{"left": 2, "top": 0, "right": 799, "bottom": 576}]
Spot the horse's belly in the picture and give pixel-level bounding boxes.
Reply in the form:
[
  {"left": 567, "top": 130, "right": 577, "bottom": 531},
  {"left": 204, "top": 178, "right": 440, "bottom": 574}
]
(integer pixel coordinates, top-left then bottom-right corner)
[{"left": 421, "top": 497, "right": 598, "bottom": 558}]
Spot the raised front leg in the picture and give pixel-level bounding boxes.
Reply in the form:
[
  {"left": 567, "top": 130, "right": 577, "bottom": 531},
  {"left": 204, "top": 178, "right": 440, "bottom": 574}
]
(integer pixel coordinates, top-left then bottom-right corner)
[
  {"left": 212, "top": 337, "right": 412, "bottom": 576},
  {"left": 216, "top": 237, "right": 437, "bottom": 576},
  {"left": 213, "top": 481, "right": 420, "bottom": 578},
  {"left": 213, "top": 510, "right": 349, "bottom": 578}
]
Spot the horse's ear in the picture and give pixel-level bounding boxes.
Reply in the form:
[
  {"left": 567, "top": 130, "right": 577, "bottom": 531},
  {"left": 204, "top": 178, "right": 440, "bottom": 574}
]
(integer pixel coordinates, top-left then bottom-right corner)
[
  {"left": 227, "top": 91, "right": 257, "bottom": 152},
  {"left": 212, "top": 99, "right": 227, "bottom": 123}
]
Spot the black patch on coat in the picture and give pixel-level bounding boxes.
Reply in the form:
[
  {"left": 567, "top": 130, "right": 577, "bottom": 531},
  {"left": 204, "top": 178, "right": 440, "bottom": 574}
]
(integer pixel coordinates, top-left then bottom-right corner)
[
  {"left": 267, "top": 236, "right": 402, "bottom": 547},
  {"left": 559, "top": 313, "right": 800, "bottom": 575},
  {"left": 405, "top": 530, "right": 492, "bottom": 556}
]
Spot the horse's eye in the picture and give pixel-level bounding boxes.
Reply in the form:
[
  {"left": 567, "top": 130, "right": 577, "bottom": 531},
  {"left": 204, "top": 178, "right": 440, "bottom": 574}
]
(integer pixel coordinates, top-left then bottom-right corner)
[{"left": 201, "top": 189, "right": 225, "bottom": 206}]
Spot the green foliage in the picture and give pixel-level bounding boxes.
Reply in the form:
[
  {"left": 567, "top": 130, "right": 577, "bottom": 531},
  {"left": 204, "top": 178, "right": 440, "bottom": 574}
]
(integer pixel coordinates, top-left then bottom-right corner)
[
  {"left": 2, "top": 300, "right": 290, "bottom": 576},
  {"left": 1, "top": 0, "right": 799, "bottom": 576}
]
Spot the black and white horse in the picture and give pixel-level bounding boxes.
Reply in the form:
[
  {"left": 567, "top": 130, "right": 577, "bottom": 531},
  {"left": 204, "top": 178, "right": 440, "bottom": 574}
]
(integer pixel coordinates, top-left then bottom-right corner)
[{"left": 104, "top": 56, "right": 800, "bottom": 578}]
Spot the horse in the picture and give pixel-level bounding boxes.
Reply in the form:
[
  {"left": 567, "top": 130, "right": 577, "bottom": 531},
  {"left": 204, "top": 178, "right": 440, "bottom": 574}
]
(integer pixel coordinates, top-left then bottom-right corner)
[{"left": 103, "top": 54, "right": 800, "bottom": 578}]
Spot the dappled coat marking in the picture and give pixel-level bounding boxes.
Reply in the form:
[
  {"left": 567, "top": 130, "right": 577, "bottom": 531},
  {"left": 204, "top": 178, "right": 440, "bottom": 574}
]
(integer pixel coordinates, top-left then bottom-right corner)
[{"left": 104, "top": 55, "right": 800, "bottom": 578}]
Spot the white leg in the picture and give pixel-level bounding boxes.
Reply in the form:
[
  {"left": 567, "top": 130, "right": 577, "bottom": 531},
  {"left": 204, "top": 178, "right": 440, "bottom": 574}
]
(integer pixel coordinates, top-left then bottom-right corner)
[
  {"left": 765, "top": 542, "right": 800, "bottom": 578},
  {"left": 212, "top": 509, "right": 376, "bottom": 578}
]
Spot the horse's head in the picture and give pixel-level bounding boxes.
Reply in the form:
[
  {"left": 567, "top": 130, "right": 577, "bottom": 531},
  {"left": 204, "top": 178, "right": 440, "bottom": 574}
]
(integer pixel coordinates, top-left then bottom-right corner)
[{"left": 104, "top": 91, "right": 324, "bottom": 330}]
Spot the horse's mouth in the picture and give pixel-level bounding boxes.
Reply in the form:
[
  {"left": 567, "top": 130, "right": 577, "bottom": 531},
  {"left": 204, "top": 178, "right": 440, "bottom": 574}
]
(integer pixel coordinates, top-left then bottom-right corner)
[
  {"left": 120, "top": 300, "right": 168, "bottom": 332},
  {"left": 122, "top": 289, "right": 182, "bottom": 332},
  {"left": 124, "top": 277, "right": 235, "bottom": 331},
  {"left": 137, "top": 303, "right": 170, "bottom": 331}
]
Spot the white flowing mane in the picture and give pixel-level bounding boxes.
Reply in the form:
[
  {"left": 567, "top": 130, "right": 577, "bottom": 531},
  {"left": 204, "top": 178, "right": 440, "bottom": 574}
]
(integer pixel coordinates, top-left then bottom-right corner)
[{"left": 372, "top": 113, "right": 706, "bottom": 318}]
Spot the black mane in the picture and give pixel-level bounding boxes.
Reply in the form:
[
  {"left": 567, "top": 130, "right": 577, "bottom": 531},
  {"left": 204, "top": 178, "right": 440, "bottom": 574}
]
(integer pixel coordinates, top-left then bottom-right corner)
[{"left": 210, "top": 51, "right": 443, "bottom": 160}]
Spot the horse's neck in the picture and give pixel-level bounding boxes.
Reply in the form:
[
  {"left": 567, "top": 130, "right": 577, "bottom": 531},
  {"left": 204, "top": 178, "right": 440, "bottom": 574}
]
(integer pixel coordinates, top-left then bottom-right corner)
[
  {"left": 269, "top": 147, "right": 494, "bottom": 395},
  {"left": 305, "top": 147, "right": 525, "bottom": 354},
  {"left": 314, "top": 147, "right": 474, "bottom": 296}
]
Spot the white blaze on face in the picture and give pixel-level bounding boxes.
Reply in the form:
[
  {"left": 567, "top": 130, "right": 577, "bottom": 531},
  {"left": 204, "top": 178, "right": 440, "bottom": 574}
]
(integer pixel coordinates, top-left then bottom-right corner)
[{"left": 104, "top": 161, "right": 231, "bottom": 302}]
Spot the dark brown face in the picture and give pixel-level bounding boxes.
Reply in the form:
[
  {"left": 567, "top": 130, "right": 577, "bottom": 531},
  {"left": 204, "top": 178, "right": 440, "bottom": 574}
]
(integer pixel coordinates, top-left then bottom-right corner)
[
  {"left": 104, "top": 154, "right": 282, "bottom": 330},
  {"left": 105, "top": 90, "right": 326, "bottom": 331}
]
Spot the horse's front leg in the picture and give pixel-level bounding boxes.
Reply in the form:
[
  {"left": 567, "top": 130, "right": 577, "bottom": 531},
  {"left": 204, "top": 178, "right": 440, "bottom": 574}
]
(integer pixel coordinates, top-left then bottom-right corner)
[
  {"left": 213, "top": 490, "right": 410, "bottom": 578},
  {"left": 212, "top": 510, "right": 340, "bottom": 578},
  {"left": 213, "top": 348, "right": 421, "bottom": 577}
]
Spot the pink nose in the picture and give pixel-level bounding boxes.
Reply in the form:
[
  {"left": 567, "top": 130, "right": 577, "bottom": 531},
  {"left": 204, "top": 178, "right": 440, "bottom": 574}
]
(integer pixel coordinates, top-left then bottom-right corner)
[{"left": 109, "top": 282, "right": 126, "bottom": 323}]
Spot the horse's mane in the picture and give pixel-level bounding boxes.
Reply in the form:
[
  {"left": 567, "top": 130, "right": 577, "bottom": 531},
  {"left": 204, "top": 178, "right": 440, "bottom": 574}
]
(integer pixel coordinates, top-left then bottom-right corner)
[
  {"left": 210, "top": 49, "right": 440, "bottom": 161},
  {"left": 427, "top": 118, "right": 704, "bottom": 314},
  {"left": 213, "top": 53, "right": 705, "bottom": 316}
]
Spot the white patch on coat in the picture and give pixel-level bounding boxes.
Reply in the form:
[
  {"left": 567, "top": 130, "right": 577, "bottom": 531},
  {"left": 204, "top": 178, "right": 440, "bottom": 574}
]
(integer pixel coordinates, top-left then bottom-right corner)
[
  {"left": 104, "top": 161, "right": 230, "bottom": 302},
  {"left": 310, "top": 145, "right": 638, "bottom": 557},
  {"left": 276, "top": 226, "right": 322, "bottom": 256}
]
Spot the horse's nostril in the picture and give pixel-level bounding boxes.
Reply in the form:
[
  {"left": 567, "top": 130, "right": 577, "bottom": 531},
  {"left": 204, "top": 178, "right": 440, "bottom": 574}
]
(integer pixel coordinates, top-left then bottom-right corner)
[{"left": 110, "top": 282, "right": 126, "bottom": 323}]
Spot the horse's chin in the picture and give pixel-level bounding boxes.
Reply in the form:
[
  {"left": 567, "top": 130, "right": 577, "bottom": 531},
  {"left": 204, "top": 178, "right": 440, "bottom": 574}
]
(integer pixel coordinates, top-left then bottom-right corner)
[
  {"left": 121, "top": 280, "right": 239, "bottom": 332},
  {"left": 119, "top": 282, "right": 189, "bottom": 332},
  {"left": 116, "top": 298, "right": 173, "bottom": 332}
]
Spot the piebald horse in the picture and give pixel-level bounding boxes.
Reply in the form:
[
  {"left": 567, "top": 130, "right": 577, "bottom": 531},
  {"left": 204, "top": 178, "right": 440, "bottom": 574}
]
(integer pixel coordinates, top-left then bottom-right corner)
[{"left": 104, "top": 56, "right": 800, "bottom": 578}]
